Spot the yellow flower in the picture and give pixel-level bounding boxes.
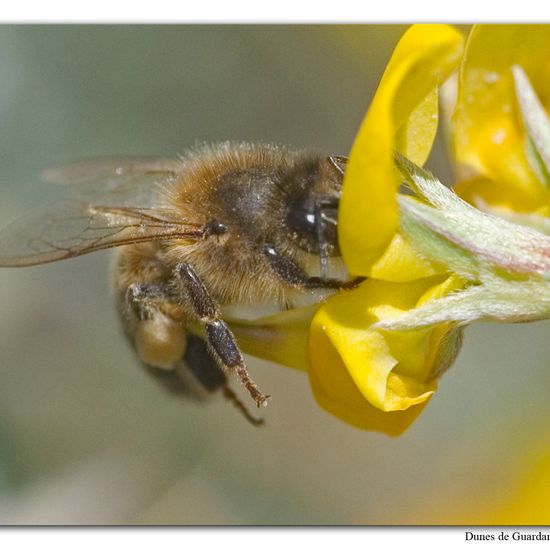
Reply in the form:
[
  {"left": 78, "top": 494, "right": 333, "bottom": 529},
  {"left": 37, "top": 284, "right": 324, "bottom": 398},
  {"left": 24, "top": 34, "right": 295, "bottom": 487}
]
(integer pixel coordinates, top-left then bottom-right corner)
[
  {"left": 229, "top": 26, "right": 467, "bottom": 434},
  {"left": 307, "top": 25, "right": 466, "bottom": 434},
  {"left": 452, "top": 25, "right": 550, "bottom": 213},
  {"left": 309, "top": 275, "right": 464, "bottom": 434}
]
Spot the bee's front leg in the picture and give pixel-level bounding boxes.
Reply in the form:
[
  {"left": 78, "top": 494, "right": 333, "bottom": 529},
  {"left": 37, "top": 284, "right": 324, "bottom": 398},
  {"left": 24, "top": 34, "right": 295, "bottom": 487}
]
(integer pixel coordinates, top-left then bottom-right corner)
[
  {"left": 176, "top": 262, "right": 270, "bottom": 408},
  {"left": 263, "top": 244, "right": 363, "bottom": 290}
]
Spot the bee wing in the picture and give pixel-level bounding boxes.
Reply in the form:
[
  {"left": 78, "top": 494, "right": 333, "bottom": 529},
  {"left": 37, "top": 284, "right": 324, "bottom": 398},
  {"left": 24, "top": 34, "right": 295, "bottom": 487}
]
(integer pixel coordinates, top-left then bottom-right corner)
[
  {"left": 42, "top": 156, "right": 181, "bottom": 183},
  {"left": 0, "top": 201, "right": 203, "bottom": 267},
  {"left": 41, "top": 156, "right": 183, "bottom": 209}
]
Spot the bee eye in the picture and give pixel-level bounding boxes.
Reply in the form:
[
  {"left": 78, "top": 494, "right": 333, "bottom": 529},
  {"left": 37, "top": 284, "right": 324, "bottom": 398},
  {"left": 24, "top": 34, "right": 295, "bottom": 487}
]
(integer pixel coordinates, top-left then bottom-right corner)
[
  {"left": 286, "top": 203, "right": 317, "bottom": 240},
  {"left": 286, "top": 196, "right": 339, "bottom": 256}
]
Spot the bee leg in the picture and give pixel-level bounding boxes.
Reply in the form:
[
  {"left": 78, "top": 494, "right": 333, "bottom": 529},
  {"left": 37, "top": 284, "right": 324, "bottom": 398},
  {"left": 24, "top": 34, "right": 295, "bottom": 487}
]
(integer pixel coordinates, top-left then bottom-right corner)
[
  {"left": 263, "top": 244, "right": 364, "bottom": 290},
  {"left": 126, "top": 283, "right": 189, "bottom": 372},
  {"left": 126, "top": 282, "right": 171, "bottom": 320},
  {"left": 220, "top": 385, "right": 265, "bottom": 426},
  {"left": 127, "top": 283, "right": 265, "bottom": 424},
  {"left": 183, "top": 334, "right": 264, "bottom": 425},
  {"left": 151, "top": 334, "right": 264, "bottom": 426},
  {"left": 176, "top": 262, "right": 270, "bottom": 408}
]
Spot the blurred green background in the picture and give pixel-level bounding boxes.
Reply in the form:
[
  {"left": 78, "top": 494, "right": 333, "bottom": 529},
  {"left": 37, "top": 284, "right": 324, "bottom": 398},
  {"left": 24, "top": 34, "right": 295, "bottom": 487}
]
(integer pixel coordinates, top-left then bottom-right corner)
[{"left": 1, "top": 25, "right": 550, "bottom": 525}]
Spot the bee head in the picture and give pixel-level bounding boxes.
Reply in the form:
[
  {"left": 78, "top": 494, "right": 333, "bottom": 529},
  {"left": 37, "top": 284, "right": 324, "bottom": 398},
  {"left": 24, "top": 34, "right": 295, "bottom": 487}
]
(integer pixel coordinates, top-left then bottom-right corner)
[{"left": 283, "top": 155, "right": 346, "bottom": 269}]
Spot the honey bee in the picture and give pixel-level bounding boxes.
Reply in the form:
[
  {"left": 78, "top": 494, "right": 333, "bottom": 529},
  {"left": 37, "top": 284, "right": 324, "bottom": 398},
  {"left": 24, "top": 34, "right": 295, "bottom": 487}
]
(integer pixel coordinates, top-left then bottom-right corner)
[{"left": 0, "top": 142, "right": 353, "bottom": 425}]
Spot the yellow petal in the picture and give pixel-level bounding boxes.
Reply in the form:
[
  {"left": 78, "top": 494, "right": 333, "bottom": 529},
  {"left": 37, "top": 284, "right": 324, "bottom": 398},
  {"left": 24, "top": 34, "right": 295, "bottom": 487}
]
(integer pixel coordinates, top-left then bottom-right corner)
[
  {"left": 307, "top": 314, "right": 429, "bottom": 435},
  {"left": 369, "top": 232, "right": 445, "bottom": 282},
  {"left": 309, "top": 275, "right": 461, "bottom": 427},
  {"left": 395, "top": 88, "right": 438, "bottom": 166},
  {"left": 230, "top": 304, "right": 318, "bottom": 373},
  {"left": 453, "top": 24, "right": 550, "bottom": 210},
  {"left": 454, "top": 176, "right": 546, "bottom": 212},
  {"left": 339, "top": 24, "right": 464, "bottom": 275}
]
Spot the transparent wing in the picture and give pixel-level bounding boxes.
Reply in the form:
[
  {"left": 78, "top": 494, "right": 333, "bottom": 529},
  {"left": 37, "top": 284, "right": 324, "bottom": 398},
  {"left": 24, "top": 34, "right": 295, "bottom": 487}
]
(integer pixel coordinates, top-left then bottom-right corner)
[
  {"left": 0, "top": 201, "right": 203, "bottom": 267},
  {"left": 42, "top": 156, "right": 182, "bottom": 183},
  {"left": 41, "top": 156, "right": 184, "bottom": 208}
]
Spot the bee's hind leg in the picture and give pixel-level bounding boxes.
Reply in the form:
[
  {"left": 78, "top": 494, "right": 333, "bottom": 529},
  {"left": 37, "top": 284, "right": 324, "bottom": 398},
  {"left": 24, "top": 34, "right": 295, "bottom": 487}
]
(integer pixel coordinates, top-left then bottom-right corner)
[
  {"left": 176, "top": 262, "right": 270, "bottom": 409},
  {"left": 147, "top": 334, "right": 264, "bottom": 426},
  {"left": 126, "top": 282, "right": 188, "bottom": 371},
  {"left": 126, "top": 283, "right": 263, "bottom": 425},
  {"left": 184, "top": 334, "right": 264, "bottom": 425}
]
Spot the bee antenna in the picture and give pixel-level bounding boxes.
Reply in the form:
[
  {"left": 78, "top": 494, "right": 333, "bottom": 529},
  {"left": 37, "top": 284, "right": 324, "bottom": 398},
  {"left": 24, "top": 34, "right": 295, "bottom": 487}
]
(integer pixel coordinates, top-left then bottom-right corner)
[{"left": 221, "top": 384, "right": 265, "bottom": 427}]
